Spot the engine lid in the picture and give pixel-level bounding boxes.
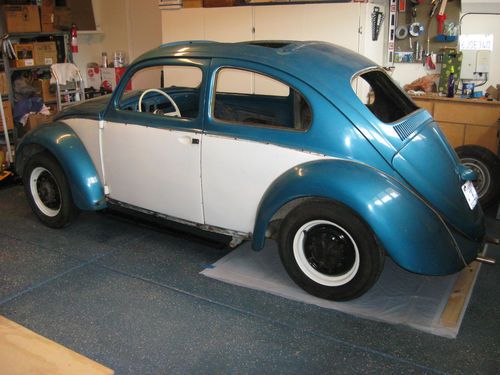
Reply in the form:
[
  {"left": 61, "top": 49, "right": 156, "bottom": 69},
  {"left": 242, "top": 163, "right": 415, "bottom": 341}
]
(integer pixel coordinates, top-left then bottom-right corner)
[{"left": 392, "top": 121, "right": 484, "bottom": 240}]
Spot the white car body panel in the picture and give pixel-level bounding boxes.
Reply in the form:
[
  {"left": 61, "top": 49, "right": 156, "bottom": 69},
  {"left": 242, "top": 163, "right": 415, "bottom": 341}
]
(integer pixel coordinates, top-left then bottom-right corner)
[
  {"left": 102, "top": 121, "right": 204, "bottom": 223},
  {"left": 201, "top": 134, "right": 326, "bottom": 233},
  {"left": 64, "top": 118, "right": 103, "bottom": 182},
  {"left": 65, "top": 118, "right": 324, "bottom": 235}
]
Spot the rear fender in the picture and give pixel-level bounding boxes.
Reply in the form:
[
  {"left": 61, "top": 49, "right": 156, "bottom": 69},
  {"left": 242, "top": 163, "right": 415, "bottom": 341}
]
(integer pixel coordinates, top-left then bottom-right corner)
[
  {"left": 16, "top": 122, "right": 106, "bottom": 210},
  {"left": 252, "top": 159, "right": 468, "bottom": 275}
]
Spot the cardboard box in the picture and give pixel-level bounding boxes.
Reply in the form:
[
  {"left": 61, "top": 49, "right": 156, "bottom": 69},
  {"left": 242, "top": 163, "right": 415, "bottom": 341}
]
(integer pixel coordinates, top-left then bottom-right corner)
[
  {"left": 2, "top": 101, "right": 14, "bottom": 131},
  {"left": 33, "top": 79, "right": 56, "bottom": 103},
  {"left": 86, "top": 64, "right": 101, "bottom": 90},
  {"left": 203, "top": 0, "right": 234, "bottom": 7},
  {"left": 12, "top": 43, "right": 35, "bottom": 68},
  {"left": 101, "top": 67, "right": 131, "bottom": 92},
  {"left": 33, "top": 42, "right": 58, "bottom": 66},
  {"left": 0, "top": 73, "right": 8, "bottom": 96},
  {"left": 183, "top": 0, "right": 203, "bottom": 7},
  {"left": 25, "top": 113, "right": 54, "bottom": 132},
  {"left": 54, "top": 6, "right": 72, "bottom": 30},
  {"left": 41, "top": 0, "right": 56, "bottom": 32},
  {"left": 2, "top": 5, "right": 41, "bottom": 33},
  {"left": 0, "top": 148, "right": 5, "bottom": 168}
]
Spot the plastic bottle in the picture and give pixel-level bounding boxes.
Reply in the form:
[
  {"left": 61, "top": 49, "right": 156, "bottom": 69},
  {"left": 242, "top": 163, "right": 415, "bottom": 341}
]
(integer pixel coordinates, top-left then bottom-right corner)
[
  {"left": 101, "top": 52, "right": 108, "bottom": 68},
  {"left": 447, "top": 66, "right": 455, "bottom": 98}
]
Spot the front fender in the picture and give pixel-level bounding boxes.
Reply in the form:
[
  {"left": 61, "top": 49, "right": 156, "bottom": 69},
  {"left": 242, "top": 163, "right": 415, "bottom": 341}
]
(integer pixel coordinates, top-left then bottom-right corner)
[
  {"left": 253, "top": 159, "right": 479, "bottom": 275},
  {"left": 16, "top": 122, "right": 106, "bottom": 211}
]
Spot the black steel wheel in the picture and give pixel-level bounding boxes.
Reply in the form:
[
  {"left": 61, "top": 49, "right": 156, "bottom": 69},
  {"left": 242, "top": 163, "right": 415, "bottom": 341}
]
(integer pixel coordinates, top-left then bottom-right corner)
[
  {"left": 278, "top": 200, "right": 384, "bottom": 301},
  {"left": 23, "top": 151, "right": 79, "bottom": 228}
]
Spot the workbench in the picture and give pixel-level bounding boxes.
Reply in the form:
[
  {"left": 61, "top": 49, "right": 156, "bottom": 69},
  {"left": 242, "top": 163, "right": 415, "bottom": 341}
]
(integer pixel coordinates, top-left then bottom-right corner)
[{"left": 411, "top": 95, "right": 500, "bottom": 154}]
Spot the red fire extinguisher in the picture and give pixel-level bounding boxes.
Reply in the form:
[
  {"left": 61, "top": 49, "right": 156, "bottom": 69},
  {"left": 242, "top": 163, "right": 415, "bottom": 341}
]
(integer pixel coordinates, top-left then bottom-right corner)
[{"left": 70, "top": 23, "right": 78, "bottom": 53}]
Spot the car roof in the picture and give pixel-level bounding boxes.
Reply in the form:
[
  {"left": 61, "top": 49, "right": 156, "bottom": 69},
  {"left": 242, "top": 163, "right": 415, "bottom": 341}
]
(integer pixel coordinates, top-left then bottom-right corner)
[{"left": 133, "top": 41, "right": 377, "bottom": 96}]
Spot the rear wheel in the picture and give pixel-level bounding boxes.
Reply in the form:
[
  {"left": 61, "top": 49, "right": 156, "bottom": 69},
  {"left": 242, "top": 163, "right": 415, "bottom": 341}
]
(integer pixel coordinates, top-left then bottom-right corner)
[
  {"left": 278, "top": 200, "right": 384, "bottom": 301},
  {"left": 23, "top": 152, "right": 79, "bottom": 228},
  {"left": 456, "top": 145, "right": 500, "bottom": 208}
]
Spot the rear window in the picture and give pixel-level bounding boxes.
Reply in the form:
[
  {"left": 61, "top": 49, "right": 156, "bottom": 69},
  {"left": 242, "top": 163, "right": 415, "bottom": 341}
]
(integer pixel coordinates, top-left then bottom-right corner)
[{"left": 352, "top": 70, "right": 418, "bottom": 123}]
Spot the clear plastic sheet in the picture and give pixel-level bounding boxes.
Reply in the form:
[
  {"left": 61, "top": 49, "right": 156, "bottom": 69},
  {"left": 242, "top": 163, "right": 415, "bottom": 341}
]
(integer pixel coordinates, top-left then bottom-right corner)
[{"left": 201, "top": 241, "right": 481, "bottom": 338}]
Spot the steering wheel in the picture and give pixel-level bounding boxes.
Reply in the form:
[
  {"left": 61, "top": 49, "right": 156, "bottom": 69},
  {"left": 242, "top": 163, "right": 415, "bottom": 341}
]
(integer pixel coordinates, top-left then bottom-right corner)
[{"left": 138, "top": 88, "right": 181, "bottom": 117}]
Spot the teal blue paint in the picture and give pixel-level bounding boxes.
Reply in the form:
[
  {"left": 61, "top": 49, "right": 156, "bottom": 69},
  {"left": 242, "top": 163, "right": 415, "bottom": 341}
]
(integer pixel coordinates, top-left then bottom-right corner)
[
  {"left": 16, "top": 122, "right": 106, "bottom": 210},
  {"left": 251, "top": 159, "right": 483, "bottom": 275}
]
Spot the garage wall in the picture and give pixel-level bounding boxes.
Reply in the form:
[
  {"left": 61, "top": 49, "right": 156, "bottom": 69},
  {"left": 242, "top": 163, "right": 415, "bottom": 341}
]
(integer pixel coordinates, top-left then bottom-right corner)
[
  {"left": 74, "top": 0, "right": 161, "bottom": 87},
  {"left": 460, "top": 13, "right": 500, "bottom": 90},
  {"left": 74, "top": 3, "right": 499, "bottom": 92},
  {"left": 391, "top": 13, "right": 500, "bottom": 88}
]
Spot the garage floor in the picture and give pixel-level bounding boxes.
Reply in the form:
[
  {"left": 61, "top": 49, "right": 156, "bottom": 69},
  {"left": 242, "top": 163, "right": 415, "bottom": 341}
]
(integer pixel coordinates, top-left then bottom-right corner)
[{"left": 1, "top": 185, "right": 499, "bottom": 375}]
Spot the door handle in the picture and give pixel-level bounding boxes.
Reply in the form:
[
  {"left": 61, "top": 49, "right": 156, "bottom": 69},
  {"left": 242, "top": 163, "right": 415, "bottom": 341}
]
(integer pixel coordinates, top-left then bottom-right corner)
[
  {"left": 177, "top": 136, "right": 200, "bottom": 145},
  {"left": 178, "top": 136, "right": 191, "bottom": 145}
]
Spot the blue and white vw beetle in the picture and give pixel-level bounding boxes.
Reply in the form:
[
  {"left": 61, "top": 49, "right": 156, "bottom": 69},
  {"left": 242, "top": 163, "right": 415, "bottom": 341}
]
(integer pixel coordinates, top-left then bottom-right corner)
[{"left": 16, "top": 41, "right": 486, "bottom": 300}]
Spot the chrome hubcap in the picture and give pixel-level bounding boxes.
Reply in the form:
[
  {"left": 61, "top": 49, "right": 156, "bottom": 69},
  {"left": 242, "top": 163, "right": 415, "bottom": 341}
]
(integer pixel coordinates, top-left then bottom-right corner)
[{"left": 461, "top": 158, "right": 490, "bottom": 198}]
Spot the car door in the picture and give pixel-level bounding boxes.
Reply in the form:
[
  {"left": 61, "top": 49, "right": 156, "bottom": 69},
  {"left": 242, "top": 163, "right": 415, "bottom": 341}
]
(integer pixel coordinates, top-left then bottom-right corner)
[
  {"left": 102, "top": 59, "right": 208, "bottom": 223},
  {"left": 202, "top": 59, "right": 324, "bottom": 234}
]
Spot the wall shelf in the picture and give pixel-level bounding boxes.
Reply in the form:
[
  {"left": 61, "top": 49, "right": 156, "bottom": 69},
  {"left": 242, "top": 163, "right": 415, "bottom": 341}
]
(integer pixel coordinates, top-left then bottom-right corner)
[
  {"left": 7, "top": 31, "right": 66, "bottom": 38},
  {"left": 10, "top": 65, "right": 52, "bottom": 72}
]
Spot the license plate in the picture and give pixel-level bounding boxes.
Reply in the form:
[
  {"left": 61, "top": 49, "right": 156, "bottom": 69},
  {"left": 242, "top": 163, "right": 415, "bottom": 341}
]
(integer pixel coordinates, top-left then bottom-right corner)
[{"left": 462, "top": 181, "right": 478, "bottom": 210}]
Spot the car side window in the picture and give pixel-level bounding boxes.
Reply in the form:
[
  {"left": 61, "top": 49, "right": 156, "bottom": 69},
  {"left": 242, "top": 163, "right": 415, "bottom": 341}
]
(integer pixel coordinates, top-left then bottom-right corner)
[
  {"left": 117, "top": 65, "right": 203, "bottom": 120},
  {"left": 213, "top": 67, "right": 312, "bottom": 131}
]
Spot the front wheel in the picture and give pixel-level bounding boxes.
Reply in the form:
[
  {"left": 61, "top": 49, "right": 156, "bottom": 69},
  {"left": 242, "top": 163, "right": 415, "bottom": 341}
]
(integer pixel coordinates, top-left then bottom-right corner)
[
  {"left": 278, "top": 200, "right": 384, "bottom": 301},
  {"left": 23, "top": 151, "right": 79, "bottom": 228}
]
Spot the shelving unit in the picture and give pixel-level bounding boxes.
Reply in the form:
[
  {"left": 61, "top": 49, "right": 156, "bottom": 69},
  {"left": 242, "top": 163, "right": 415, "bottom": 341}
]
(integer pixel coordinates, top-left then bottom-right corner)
[{"left": 0, "top": 27, "right": 68, "bottom": 159}]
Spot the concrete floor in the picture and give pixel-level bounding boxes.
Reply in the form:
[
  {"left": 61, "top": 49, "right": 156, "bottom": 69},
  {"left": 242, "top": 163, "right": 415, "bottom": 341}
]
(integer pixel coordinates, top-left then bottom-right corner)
[{"left": 0, "top": 185, "right": 499, "bottom": 375}]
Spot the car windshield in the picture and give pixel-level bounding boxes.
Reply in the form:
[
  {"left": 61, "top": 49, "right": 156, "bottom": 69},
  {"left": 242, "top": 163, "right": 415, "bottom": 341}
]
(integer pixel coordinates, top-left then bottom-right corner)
[{"left": 352, "top": 70, "right": 418, "bottom": 123}]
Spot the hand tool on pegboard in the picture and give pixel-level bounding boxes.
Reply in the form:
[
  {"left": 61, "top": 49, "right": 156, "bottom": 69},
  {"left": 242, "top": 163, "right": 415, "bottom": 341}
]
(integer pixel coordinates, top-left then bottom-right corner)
[
  {"left": 423, "top": 0, "right": 440, "bottom": 68},
  {"left": 436, "top": 0, "right": 448, "bottom": 34},
  {"left": 371, "top": 7, "right": 385, "bottom": 41},
  {"left": 388, "top": 0, "right": 398, "bottom": 63}
]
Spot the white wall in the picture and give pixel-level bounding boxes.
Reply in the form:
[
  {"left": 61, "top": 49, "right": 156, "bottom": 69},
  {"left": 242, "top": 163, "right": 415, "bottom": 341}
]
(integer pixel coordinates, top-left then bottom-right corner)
[
  {"left": 74, "top": 2, "right": 499, "bottom": 92},
  {"left": 460, "top": 13, "right": 500, "bottom": 89},
  {"left": 73, "top": 0, "right": 161, "bottom": 88}
]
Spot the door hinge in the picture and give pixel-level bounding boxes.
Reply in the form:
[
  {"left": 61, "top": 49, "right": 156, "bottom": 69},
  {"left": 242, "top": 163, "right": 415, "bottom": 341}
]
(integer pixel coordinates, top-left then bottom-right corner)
[
  {"left": 192, "top": 138, "right": 200, "bottom": 145},
  {"left": 104, "top": 185, "right": 110, "bottom": 195}
]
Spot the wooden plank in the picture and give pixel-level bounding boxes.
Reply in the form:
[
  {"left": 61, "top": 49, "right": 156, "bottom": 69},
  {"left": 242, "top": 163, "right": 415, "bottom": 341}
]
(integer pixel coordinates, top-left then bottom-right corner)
[
  {"left": 440, "top": 261, "right": 480, "bottom": 328},
  {"left": 413, "top": 98, "right": 434, "bottom": 114},
  {"left": 433, "top": 101, "right": 499, "bottom": 126},
  {"left": 464, "top": 124, "right": 499, "bottom": 153},
  {"left": 0, "top": 316, "right": 114, "bottom": 375},
  {"left": 437, "top": 121, "right": 465, "bottom": 148}
]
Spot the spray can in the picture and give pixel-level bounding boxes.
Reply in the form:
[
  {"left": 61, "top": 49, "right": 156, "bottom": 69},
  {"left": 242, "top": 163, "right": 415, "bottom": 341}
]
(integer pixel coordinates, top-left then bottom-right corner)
[{"left": 447, "top": 66, "right": 455, "bottom": 98}]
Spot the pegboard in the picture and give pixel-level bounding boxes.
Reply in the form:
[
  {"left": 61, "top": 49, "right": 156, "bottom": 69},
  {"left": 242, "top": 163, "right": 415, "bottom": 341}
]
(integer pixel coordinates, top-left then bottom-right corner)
[{"left": 394, "top": 0, "right": 460, "bottom": 63}]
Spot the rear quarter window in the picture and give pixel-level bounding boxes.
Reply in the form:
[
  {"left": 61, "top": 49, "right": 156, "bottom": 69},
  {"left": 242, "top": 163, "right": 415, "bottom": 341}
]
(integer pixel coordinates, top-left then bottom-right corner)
[{"left": 352, "top": 70, "right": 418, "bottom": 123}]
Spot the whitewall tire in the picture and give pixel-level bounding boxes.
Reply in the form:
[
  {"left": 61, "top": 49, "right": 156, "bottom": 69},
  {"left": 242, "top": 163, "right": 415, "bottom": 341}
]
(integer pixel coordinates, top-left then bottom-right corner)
[
  {"left": 279, "top": 200, "right": 384, "bottom": 301},
  {"left": 23, "top": 152, "right": 79, "bottom": 228}
]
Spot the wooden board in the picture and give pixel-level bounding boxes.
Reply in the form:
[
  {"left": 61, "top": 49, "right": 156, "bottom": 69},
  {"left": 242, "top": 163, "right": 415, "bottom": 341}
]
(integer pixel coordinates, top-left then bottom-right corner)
[
  {"left": 433, "top": 101, "right": 500, "bottom": 126},
  {"left": 437, "top": 121, "right": 465, "bottom": 148},
  {"left": 440, "top": 261, "right": 480, "bottom": 328},
  {"left": 464, "top": 125, "right": 499, "bottom": 154},
  {"left": 0, "top": 316, "right": 114, "bottom": 375}
]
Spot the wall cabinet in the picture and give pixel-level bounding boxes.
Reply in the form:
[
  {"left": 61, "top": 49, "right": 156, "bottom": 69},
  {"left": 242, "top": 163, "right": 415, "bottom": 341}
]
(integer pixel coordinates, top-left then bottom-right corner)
[{"left": 161, "top": 3, "right": 387, "bottom": 65}]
